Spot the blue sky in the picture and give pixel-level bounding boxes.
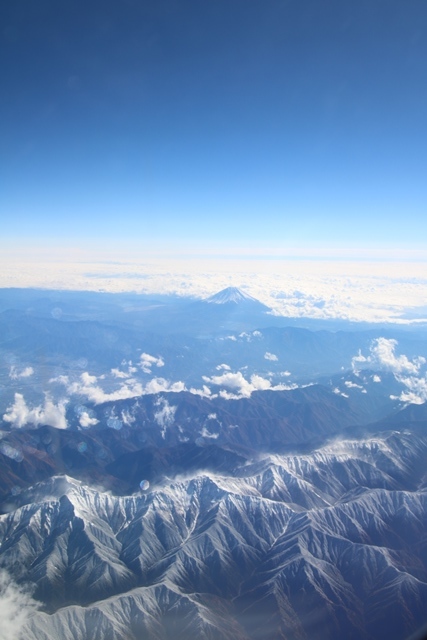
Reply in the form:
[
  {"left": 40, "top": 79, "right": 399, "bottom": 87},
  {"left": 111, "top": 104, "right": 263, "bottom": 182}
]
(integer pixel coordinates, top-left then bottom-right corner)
[{"left": 1, "top": 0, "right": 426, "bottom": 260}]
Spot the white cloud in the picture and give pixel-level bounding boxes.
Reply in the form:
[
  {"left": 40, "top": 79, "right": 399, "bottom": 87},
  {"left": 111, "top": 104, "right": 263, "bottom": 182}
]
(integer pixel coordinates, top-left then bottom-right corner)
[
  {"left": 121, "top": 409, "right": 136, "bottom": 426},
  {"left": 397, "top": 375, "right": 427, "bottom": 405},
  {"left": 203, "top": 372, "right": 257, "bottom": 398},
  {"left": 139, "top": 353, "right": 165, "bottom": 373},
  {"left": 352, "top": 338, "right": 427, "bottom": 405},
  {"left": 68, "top": 372, "right": 144, "bottom": 404},
  {"left": 154, "top": 398, "right": 177, "bottom": 438},
  {"left": 202, "top": 371, "right": 295, "bottom": 399},
  {"left": 264, "top": 352, "right": 278, "bottom": 361},
  {"left": 49, "top": 374, "right": 69, "bottom": 385},
  {"left": 64, "top": 369, "right": 189, "bottom": 405},
  {"left": 199, "top": 426, "right": 219, "bottom": 439},
  {"left": 373, "top": 374, "right": 381, "bottom": 383},
  {"left": 3, "top": 393, "right": 68, "bottom": 429},
  {"left": 0, "top": 570, "right": 39, "bottom": 640},
  {"left": 352, "top": 338, "right": 425, "bottom": 375},
  {"left": 333, "top": 387, "right": 349, "bottom": 398},
  {"left": 216, "top": 364, "right": 231, "bottom": 371},
  {"left": 188, "top": 385, "right": 214, "bottom": 398},
  {"left": 2, "top": 259, "right": 427, "bottom": 324},
  {"left": 79, "top": 412, "right": 99, "bottom": 428},
  {"left": 344, "top": 380, "right": 364, "bottom": 389},
  {"left": 110, "top": 368, "right": 130, "bottom": 379},
  {"left": 81, "top": 372, "right": 97, "bottom": 385},
  {"left": 9, "top": 366, "right": 34, "bottom": 380},
  {"left": 144, "top": 377, "right": 186, "bottom": 395}
]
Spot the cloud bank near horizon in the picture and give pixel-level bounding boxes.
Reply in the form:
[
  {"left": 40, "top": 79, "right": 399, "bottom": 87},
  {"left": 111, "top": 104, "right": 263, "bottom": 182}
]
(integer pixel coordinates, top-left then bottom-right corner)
[{"left": 1, "top": 258, "right": 426, "bottom": 324}]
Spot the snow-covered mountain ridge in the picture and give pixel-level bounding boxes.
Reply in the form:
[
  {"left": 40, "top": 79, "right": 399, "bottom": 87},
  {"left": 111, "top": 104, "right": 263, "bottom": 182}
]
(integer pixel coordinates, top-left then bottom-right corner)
[
  {"left": 1, "top": 427, "right": 427, "bottom": 640},
  {"left": 205, "top": 287, "right": 264, "bottom": 305}
]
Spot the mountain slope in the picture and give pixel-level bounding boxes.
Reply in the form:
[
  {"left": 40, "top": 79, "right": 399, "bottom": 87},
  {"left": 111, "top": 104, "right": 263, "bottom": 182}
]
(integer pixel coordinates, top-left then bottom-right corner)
[{"left": 1, "top": 427, "right": 427, "bottom": 640}]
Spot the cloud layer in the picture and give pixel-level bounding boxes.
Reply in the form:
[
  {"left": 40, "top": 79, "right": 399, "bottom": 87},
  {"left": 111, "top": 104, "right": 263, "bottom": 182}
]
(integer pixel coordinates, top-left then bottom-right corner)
[{"left": 1, "top": 259, "right": 426, "bottom": 323}]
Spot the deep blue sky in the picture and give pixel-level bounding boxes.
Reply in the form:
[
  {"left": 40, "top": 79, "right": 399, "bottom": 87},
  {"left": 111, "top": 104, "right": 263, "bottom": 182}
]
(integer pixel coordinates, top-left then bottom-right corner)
[{"left": 1, "top": 0, "right": 427, "bottom": 259}]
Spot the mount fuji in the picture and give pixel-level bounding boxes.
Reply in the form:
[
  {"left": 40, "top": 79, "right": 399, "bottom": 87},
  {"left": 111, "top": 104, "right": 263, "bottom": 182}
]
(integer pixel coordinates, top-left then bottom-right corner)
[{"left": 205, "top": 287, "right": 268, "bottom": 307}]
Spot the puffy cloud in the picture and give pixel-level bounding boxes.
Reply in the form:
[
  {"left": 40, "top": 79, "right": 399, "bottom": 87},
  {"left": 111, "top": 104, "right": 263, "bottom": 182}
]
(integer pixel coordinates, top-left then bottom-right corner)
[
  {"left": 68, "top": 370, "right": 189, "bottom": 405},
  {"left": 68, "top": 372, "right": 144, "bottom": 405},
  {"left": 0, "top": 570, "right": 39, "bottom": 640},
  {"left": 352, "top": 338, "right": 427, "bottom": 405},
  {"left": 188, "top": 385, "right": 213, "bottom": 398},
  {"left": 9, "top": 366, "right": 34, "bottom": 380},
  {"left": 203, "top": 372, "right": 256, "bottom": 398},
  {"left": 144, "top": 377, "right": 186, "bottom": 394},
  {"left": 79, "top": 412, "right": 99, "bottom": 428},
  {"left": 352, "top": 338, "right": 425, "bottom": 375},
  {"left": 3, "top": 393, "right": 68, "bottom": 429},
  {"left": 202, "top": 371, "right": 294, "bottom": 399},
  {"left": 264, "top": 352, "right": 278, "bottom": 361},
  {"left": 81, "top": 372, "right": 97, "bottom": 385},
  {"left": 251, "top": 374, "right": 273, "bottom": 391},
  {"left": 397, "top": 375, "right": 427, "bottom": 405},
  {"left": 139, "top": 353, "right": 165, "bottom": 373},
  {"left": 216, "top": 364, "right": 231, "bottom": 371}
]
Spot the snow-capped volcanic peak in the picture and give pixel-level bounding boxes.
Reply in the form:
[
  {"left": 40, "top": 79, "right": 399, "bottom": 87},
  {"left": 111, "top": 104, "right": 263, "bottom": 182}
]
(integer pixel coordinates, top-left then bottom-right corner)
[{"left": 206, "top": 287, "right": 259, "bottom": 304}]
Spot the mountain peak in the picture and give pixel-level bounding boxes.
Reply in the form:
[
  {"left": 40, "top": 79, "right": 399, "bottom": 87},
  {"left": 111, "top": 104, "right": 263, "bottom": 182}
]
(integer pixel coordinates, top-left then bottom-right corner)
[{"left": 205, "top": 287, "right": 260, "bottom": 305}]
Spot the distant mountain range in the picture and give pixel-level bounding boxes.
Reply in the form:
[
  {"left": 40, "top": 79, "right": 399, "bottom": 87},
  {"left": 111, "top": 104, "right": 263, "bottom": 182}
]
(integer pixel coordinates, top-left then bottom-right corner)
[{"left": 1, "top": 288, "right": 427, "bottom": 639}]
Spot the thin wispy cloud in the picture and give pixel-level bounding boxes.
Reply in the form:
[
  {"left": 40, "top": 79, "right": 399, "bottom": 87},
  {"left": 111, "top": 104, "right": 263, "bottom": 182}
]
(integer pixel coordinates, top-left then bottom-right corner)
[
  {"left": 154, "top": 398, "right": 177, "bottom": 439},
  {"left": 0, "top": 570, "right": 39, "bottom": 640},
  {"left": 9, "top": 366, "right": 34, "bottom": 380},
  {"left": 264, "top": 352, "right": 278, "bottom": 361}
]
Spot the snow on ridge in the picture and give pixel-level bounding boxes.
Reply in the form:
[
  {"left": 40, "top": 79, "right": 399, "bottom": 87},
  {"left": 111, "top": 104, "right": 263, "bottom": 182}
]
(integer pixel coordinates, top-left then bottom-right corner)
[{"left": 205, "top": 287, "right": 260, "bottom": 305}]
